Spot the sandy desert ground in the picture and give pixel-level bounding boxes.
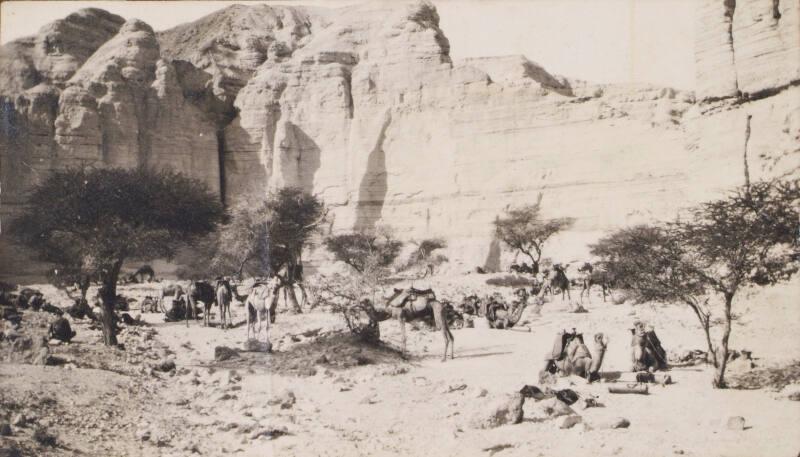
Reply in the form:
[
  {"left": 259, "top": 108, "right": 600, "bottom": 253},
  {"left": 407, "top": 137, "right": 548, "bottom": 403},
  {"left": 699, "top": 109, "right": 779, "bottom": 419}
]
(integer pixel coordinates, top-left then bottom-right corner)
[{"left": 1, "top": 275, "right": 799, "bottom": 457}]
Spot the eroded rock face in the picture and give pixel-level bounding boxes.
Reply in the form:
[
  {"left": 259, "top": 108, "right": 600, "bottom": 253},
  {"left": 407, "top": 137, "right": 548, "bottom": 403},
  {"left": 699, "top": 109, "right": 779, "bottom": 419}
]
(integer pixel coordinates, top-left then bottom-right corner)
[
  {"left": 696, "top": 0, "right": 800, "bottom": 101},
  {"left": 1, "top": 0, "right": 798, "bottom": 275}
]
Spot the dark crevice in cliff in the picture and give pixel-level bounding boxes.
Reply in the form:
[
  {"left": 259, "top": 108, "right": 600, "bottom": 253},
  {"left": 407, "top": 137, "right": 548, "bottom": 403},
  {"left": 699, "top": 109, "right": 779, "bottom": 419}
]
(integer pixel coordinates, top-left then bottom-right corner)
[
  {"left": 723, "top": 0, "right": 741, "bottom": 95},
  {"left": 343, "top": 70, "right": 354, "bottom": 119},
  {"left": 772, "top": 0, "right": 781, "bottom": 20},
  {"left": 354, "top": 111, "right": 391, "bottom": 231},
  {"left": 135, "top": 93, "right": 151, "bottom": 166},
  {"left": 217, "top": 129, "right": 227, "bottom": 205}
]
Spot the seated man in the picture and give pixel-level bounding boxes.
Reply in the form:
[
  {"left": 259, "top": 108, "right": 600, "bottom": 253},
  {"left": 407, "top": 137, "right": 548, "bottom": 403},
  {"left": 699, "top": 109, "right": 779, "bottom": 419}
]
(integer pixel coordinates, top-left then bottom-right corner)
[{"left": 631, "top": 321, "right": 668, "bottom": 371}]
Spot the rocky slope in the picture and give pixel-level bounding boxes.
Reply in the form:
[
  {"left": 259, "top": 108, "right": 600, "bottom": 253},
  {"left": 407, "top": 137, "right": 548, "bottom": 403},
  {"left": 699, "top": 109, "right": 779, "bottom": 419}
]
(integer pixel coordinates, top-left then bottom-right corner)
[{"left": 1, "top": 0, "right": 798, "bottom": 274}]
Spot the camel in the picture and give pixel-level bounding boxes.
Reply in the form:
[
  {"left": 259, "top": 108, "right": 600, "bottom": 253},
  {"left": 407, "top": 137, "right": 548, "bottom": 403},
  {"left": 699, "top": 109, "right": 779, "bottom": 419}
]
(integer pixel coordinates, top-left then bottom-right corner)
[
  {"left": 487, "top": 288, "right": 529, "bottom": 329},
  {"left": 158, "top": 283, "right": 185, "bottom": 313},
  {"left": 556, "top": 333, "right": 608, "bottom": 380},
  {"left": 214, "top": 278, "right": 233, "bottom": 329},
  {"left": 460, "top": 295, "right": 483, "bottom": 316},
  {"left": 128, "top": 265, "right": 155, "bottom": 283},
  {"left": 631, "top": 322, "right": 668, "bottom": 371},
  {"left": 370, "top": 287, "right": 454, "bottom": 362},
  {"left": 186, "top": 281, "right": 216, "bottom": 327},
  {"left": 578, "top": 262, "right": 613, "bottom": 303},
  {"left": 550, "top": 264, "right": 571, "bottom": 300},
  {"left": 509, "top": 262, "right": 537, "bottom": 275},
  {"left": 245, "top": 277, "right": 281, "bottom": 343},
  {"left": 545, "top": 330, "right": 608, "bottom": 382}
]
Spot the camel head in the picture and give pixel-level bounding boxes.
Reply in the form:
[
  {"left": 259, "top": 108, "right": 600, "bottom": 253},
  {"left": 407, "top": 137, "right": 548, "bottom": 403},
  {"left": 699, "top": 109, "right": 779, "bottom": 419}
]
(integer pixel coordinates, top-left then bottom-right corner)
[
  {"left": 594, "top": 332, "right": 609, "bottom": 348},
  {"left": 514, "top": 288, "right": 529, "bottom": 301}
]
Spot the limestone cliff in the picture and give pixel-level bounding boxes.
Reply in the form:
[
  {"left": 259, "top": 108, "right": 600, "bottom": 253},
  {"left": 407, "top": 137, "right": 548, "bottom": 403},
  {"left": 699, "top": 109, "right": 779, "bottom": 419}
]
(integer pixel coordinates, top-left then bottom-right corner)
[{"left": 1, "top": 0, "right": 798, "bottom": 276}]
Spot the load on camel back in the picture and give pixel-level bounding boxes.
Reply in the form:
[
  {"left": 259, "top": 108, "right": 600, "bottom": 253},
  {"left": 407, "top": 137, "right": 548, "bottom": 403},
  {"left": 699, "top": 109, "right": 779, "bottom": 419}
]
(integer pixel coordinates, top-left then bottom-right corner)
[
  {"left": 630, "top": 320, "right": 668, "bottom": 372},
  {"left": 541, "top": 328, "right": 609, "bottom": 383}
]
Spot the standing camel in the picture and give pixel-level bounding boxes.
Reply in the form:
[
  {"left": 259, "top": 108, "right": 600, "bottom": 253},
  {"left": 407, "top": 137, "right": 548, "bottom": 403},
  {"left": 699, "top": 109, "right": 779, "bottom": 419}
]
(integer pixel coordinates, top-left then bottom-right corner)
[
  {"left": 214, "top": 278, "right": 233, "bottom": 329},
  {"left": 371, "top": 288, "right": 454, "bottom": 362},
  {"left": 186, "top": 281, "right": 216, "bottom": 327},
  {"left": 578, "top": 262, "right": 613, "bottom": 303},
  {"left": 550, "top": 264, "right": 571, "bottom": 301},
  {"left": 246, "top": 277, "right": 280, "bottom": 343}
]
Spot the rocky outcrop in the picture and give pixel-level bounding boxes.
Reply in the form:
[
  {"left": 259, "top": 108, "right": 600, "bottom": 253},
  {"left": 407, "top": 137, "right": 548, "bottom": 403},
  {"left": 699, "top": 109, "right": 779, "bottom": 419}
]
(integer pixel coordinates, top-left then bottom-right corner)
[
  {"left": 691, "top": 0, "right": 799, "bottom": 206},
  {"left": 696, "top": 0, "right": 800, "bottom": 101},
  {"left": 1, "top": 0, "right": 798, "bottom": 276}
]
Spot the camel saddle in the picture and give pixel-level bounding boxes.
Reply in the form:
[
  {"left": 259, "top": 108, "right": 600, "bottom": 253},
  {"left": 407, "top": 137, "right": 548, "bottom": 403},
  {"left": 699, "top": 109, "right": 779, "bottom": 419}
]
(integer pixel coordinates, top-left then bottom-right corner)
[{"left": 391, "top": 288, "right": 434, "bottom": 314}]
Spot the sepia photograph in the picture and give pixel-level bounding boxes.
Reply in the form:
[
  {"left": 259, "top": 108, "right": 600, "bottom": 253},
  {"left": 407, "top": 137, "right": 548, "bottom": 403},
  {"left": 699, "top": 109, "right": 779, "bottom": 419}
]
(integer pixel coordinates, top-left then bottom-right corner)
[{"left": 0, "top": 0, "right": 798, "bottom": 455}]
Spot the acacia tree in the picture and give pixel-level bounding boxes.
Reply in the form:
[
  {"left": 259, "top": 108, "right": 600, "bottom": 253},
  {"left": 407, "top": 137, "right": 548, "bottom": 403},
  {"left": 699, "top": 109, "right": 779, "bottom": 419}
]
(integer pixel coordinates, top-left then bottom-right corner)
[
  {"left": 12, "top": 167, "right": 223, "bottom": 345},
  {"left": 324, "top": 230, "right": 403, "bottom": 273},
  {"left": 213, "top": 188, "right": 325, "bottom": 312},
  {"left": 591, "top": 180, "right": 799, "bottom": 387},
  {"left": 311, "top": 247, "right": 392, "bottom": 342},
  {"left": 494, "top": 202, "right": 574, "bottom": 271}
]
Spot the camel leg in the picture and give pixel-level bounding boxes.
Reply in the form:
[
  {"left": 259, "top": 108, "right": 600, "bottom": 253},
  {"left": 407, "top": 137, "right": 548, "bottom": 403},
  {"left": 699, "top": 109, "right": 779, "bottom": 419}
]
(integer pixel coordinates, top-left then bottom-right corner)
[
  {"left": 399, "top": 316, "right": 407, "bottom": 358},
  {"left": 434, "top": 307, "right": 449, "bottom": 362},
  {"left": 442, "top": 309, "right": 454, "bottom": 360},
  {"left": 265, "top": 308, "right": 271, "bottom": 345},
  {"left": 186, "top": 296, "right": 192, "bottom": 328},
  {"left": 246, "top": 303, "right": 252, "bottom": 340},
  {"left": 298, "top": 283, "right": 308, "bottom": 308},
  {"left": 255, "top": 308, "right": 263, "bottom": 343}
]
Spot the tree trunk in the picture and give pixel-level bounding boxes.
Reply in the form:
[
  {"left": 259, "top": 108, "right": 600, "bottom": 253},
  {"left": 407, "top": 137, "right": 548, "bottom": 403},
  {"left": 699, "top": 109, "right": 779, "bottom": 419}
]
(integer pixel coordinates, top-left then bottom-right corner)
[
  {"left": 713, "top": 294, "right": 734, "bottom": 388},
  {"left": 99, "top": 260, "right": 123, "bottom": 346},
  {"left": 285, "top": 283, "right": 303, "bottom": 314},
  {"left": 687, "top": 301, "right": 718, "bottom": 368},
  {"left": 79, "top": 276, "right": 91, "bottom": 303}
]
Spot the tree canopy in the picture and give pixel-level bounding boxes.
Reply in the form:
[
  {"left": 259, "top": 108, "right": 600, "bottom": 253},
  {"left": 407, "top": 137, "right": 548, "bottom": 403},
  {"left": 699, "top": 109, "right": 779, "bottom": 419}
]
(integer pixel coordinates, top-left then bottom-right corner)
[
  {"left": 324, "top": 230, "right": 403, "bottom": 273},
  {"left": 212, "top": 187, "right": 325, "bottom": 311},
  {"left": 494, "top": 202, "right": 574, "bottom": 267},
  {"left": 591, "top": 179, "right": 799, "bottom": 387},
  {"left": 12, "top": 167, "right": 224, "bottom": 344}
]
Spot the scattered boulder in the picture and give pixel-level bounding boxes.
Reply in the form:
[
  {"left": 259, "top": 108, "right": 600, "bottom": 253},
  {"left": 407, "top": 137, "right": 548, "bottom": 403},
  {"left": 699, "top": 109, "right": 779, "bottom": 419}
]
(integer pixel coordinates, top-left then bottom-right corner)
[
  {"left": 519, "top": 385, "right": 548, "bottom": 400},
  {"left": 726, "top": 416, "right": 746, "bottom": 431},
  {"left": 136, "top": 429, "right": 151, "bottom": 441},
  {"left": 559, "top": 415, "right": 583, "bottom": 429},
  {"left": 471, "top": 387, "right": 489, "bottom": 398},
  {"left": 250, "top": 426, "right": 288, "bottom": 440},
  {"left": 595, "top": 417, "right": 631, "bottom": 429},
  {"left": 554, "top": 389, "right": 579, "bottom": 405},
  {"left": 215, "top": 346, "right": 240, "bottom": 362},
  {"left": 48, "top": 318, "right": 76, "bottom": 343},
  {"left": 0, "top": 423, "right": 12, "bottom": 436},
  {"left": 242, "top": 339, "right": 272, "bottom": 353},
  {"left": 32, "top": 427, "right": 57, "bottom": 447},
  {"left": 444, "top": 383, "right": 468, "bottom": 393},
  {"left": 526, "top": 397, "right": 575, "bottom": 422},
  {"left": 154, "top": 359, "right": 176, "bottom": 372},
  {"left": 778, "top": 383, "right": 800, "bottom": 401},
  {"left": 11, "top": 414, "right": 27, "bottom": 427},
  {"left": 268, "top": 390, "right": 296, "bottom": 410},
  {"left": 468, "top": 393, "right": 525, "bottom": 429}
]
